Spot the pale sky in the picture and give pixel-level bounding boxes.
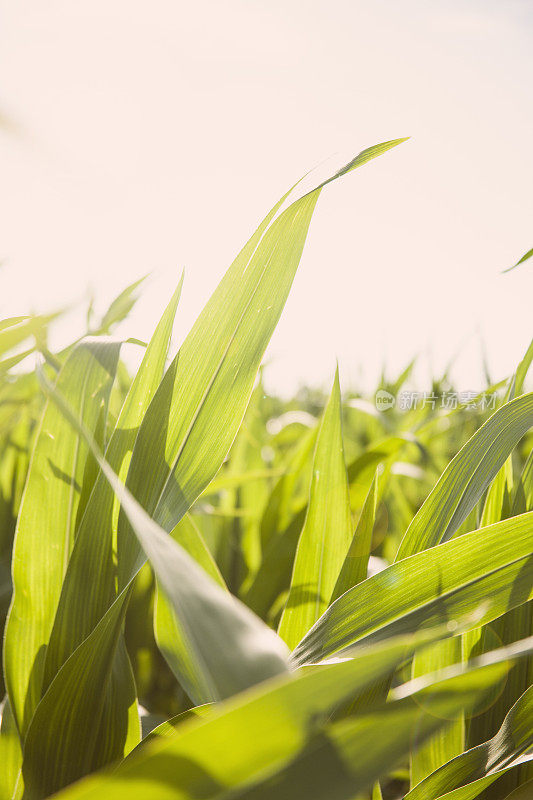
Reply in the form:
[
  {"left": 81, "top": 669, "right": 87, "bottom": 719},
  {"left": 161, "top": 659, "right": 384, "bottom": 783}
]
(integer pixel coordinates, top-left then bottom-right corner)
[{"left": 1, "top": 0, "right": 532, "bottom": 395}]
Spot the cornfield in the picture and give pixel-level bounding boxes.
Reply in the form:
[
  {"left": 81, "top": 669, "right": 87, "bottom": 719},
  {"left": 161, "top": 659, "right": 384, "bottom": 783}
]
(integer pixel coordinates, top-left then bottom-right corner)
[{"left": 0, "top": 139, "right": 532, "bottom": 800}]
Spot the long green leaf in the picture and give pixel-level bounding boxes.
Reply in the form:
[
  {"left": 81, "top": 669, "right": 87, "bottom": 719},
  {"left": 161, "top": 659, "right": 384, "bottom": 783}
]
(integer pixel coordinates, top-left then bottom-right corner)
[
  {"left": 3, "top": 339, "right": 121, "bottom": 737},
  {"left": 244, "top": 427, "right": 317, "bottom": 619},
  {"left": 4, "top": 288, "right": 182, "bottom": 798},
  {"left": 20, "top": 379, "right": 289, "bottom": 798},
  {"left": 259, "top": 423, "right": 317, "bottom": 553},
  {"left": 331, "top": 470, "right": 378, "bottom": 601},
  {"left": 511, "top": 448, "right": 533, "bottom": 516},
  {"left": 410, "top": 637, "right": 464, "bottom": 786},
  {"left": 502, "top": 778, "right": 533, "bottom": 799},
  {"left": 0, "top": 313, "right": 61, "bottom": 359},
  {"left": 117, "top": 140, "right": 407, "bottom": 591},
  {"left": 279, "top": 369, "right": 352, "bottom": 648},
  {"left": 42, "top": 284, "right": 182, "bottom": 688},
  {"left": 0, "top": 697, "right": 21, "bottom": 800},
  {"left": 50, "top": 637, "right": 533, "bottom": 800},
  {"left": 18, "top": 138, "right": 406, "bottom": 797},
  {"left": 406, "top": 685, "right": 533, "bottom": 800},
  {"left": 395, "top": 393, "right": 533, "bottom": 560},
  {"left": 44, "top": 626, "right": 445, "bottom": 799},
  {"left": 38, "top": 285, "right": 182, "bottom": 775},
  {"left": 291, "top": 512, "right": 533, "bottom": 666},
  {"left": 154, "top": 514, "right": 230, "bottom": 703},
  {"left": 244, "top": 506, "right": 307, "bottom": 620},
  {"left": 502, "top": 247, "right": 533, "bottom": 274},
  {"left": 459, "top": 341, "right": 533, "bottom": 779},
  {"left": 98, "top": 276, "right": 147, "bottom": 334}
]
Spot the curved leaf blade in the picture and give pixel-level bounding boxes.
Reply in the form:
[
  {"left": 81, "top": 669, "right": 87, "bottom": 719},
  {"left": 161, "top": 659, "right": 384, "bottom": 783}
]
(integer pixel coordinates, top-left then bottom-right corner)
[
  {"left": 291, "top": 513, "right": 533, "bottom": 666},
  {"left": 395, "top": 393, "right": 533, "bottom": 560}
]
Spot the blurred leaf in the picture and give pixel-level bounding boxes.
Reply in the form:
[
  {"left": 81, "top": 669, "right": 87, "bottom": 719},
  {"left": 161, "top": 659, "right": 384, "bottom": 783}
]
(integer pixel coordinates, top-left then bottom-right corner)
[
  {"left": 502, "top": 247, "right": 533, "bottom": 274},
  {"left": 98, "top": 276, "right": 147, "bottom": 334},
  {"left": 0, "top": 312, "right": 62, "bottom": 358}
]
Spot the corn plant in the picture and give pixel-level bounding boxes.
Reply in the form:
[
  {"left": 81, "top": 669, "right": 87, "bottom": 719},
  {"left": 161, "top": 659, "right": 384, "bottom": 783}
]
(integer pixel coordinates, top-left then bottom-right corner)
[{"left": 0, "top": 139, "right": 532, "bottom": 800}]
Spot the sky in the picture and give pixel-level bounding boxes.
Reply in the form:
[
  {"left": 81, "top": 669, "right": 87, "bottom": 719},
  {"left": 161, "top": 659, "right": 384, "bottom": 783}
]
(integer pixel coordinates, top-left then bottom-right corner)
[{"left": 0, "top": 0, "right": 532, "bottom": 396}]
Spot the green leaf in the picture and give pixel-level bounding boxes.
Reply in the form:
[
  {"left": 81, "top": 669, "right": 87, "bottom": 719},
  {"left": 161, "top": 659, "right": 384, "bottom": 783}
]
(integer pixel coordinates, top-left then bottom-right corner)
[
  {"left": 20, "top": 382, "right": 290, "bottom": 798},
  {"left": 154, "top": 514, "right": 230, "bottom": 704},
  {"left": 291, "top": 512, "right": 533, "bottom": 666},
  {"left": 424, "top": 763, "right": 533, "bottom": 800},
  {"left": 244, "top": 506, "right": 307, "bottom": 620},
  {"left": 406, "top": 349, "right": 533, "bottom": 780},
  {"left": 243, "top": 426, "right": 317, "bottom": 619},
  {"left": 514, "top": 338, "right": 533, "bottom": 398},
  {"left": 502, "top": 778, "right": 533, "bottom": 799},
  {"left": 21, "top": 577, "right": 137, "bottom": 798},
  {"left": 278, "top": 369, "right": 352, "bottom": 648},
  {"left": 331, "top": 469, "right": 378, "bottom": 601},
  {"left": 405, "top": 685, "right": 533, "bottom": 800},
  {"left": 97, "top": 275, "right": 147, "bottom": 334},
  {"left": 410, "top": 637, "right": 464, "bottom": 786},
  {"left": 13, "top": 287, "right": 182, "bottom": 796},
  {"left": 0, "top": 697, "right": 21, "bottom": 800},
  {"left": 480, "top": 339, "right": 533, "bottom": 529},
  {"left": 346, "top": 434, "right": 416, "bottom": 484},
  {"left": 42, "top": 284, "right": 182, "bottom": 690},
  {"left": 395, "top": 393, "right": 533, "bottom": 560},
  {"left": 259, "top": 424, "right": 317, "bottom": 553},
  {"left": 3, "top": 338, "right": 121, "bottom": 738},
  {"left": 133, "top": 704, "right": 213, "bottom": 753},
  {"left": 49, "top": 636, "right": 533, "bottom": 800},
  {"left": 17, "top": 138, "right": 407, "bottom": 797},
  {"left": 43, "top": 626, "right": 438, "bottom": 799},
  {"left": 117, "top": 139, "right": 407, "bottom": 592},
  {"left": 460, "top": 341, "right": 533, "bottom": 778},
  {"left": 502, "top": 247, "right": 533, "bottom": 274},
  {"left": 0, "top": 312, "right": 62, "bottom": 358},
  {"left": 75, "top": 422, "right": 291, "bottom": 695},
  {"left": 512, "top": 448, "right": 533, "bottom": 516},
  {"left": 212, "top": 379, "right": 270, "bottom": 594}
]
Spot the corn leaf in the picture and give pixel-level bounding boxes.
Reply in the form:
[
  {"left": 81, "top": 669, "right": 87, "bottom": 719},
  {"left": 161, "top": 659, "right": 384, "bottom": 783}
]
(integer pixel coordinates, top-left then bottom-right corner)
[
  {"left": 502, "top": 247, "right": 533, "bottom": 274},
  {"left": 42, "top": 285, "right": 182, "bottom": 688},
  {"left": 406, "top": 685, "right": 533, "bottom": 800},
  {"left": 0, "top": 697, "right": 21, "bottom": 800},
  {"left": 154, "top": 514, "right": 230, "bottom": 703},
  {"left": 3, "top": 338, "right": 121, "bottom": 737},
  {"left": 50, "top": 637, "right": 533, "bottom": 800},
  {"left": 20, "top": 373, "right": 290, "bottom": 798},
  {"left": 0, "top": 312, "right": 61, "bottom": 359},
  {"left": 395, "top": 393, "right": 533, "bottom": 560},
  {"left": 10, "top": 138, "right": 407, "bottom": 797},
  {"left": 98, "top": 276, "right": 147, "bottom": 334},
  {"left": 331, "top": 469, "right": 378, "bottom": 601},
  {"left": 117, "top": 140, "right": 407, "bottom": 591},
  {"left": 278, "top": 369, "right": 352, "bottom": 648},
  {"left": 291, "top": 512, "right": 533, "bottom": 666}
]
